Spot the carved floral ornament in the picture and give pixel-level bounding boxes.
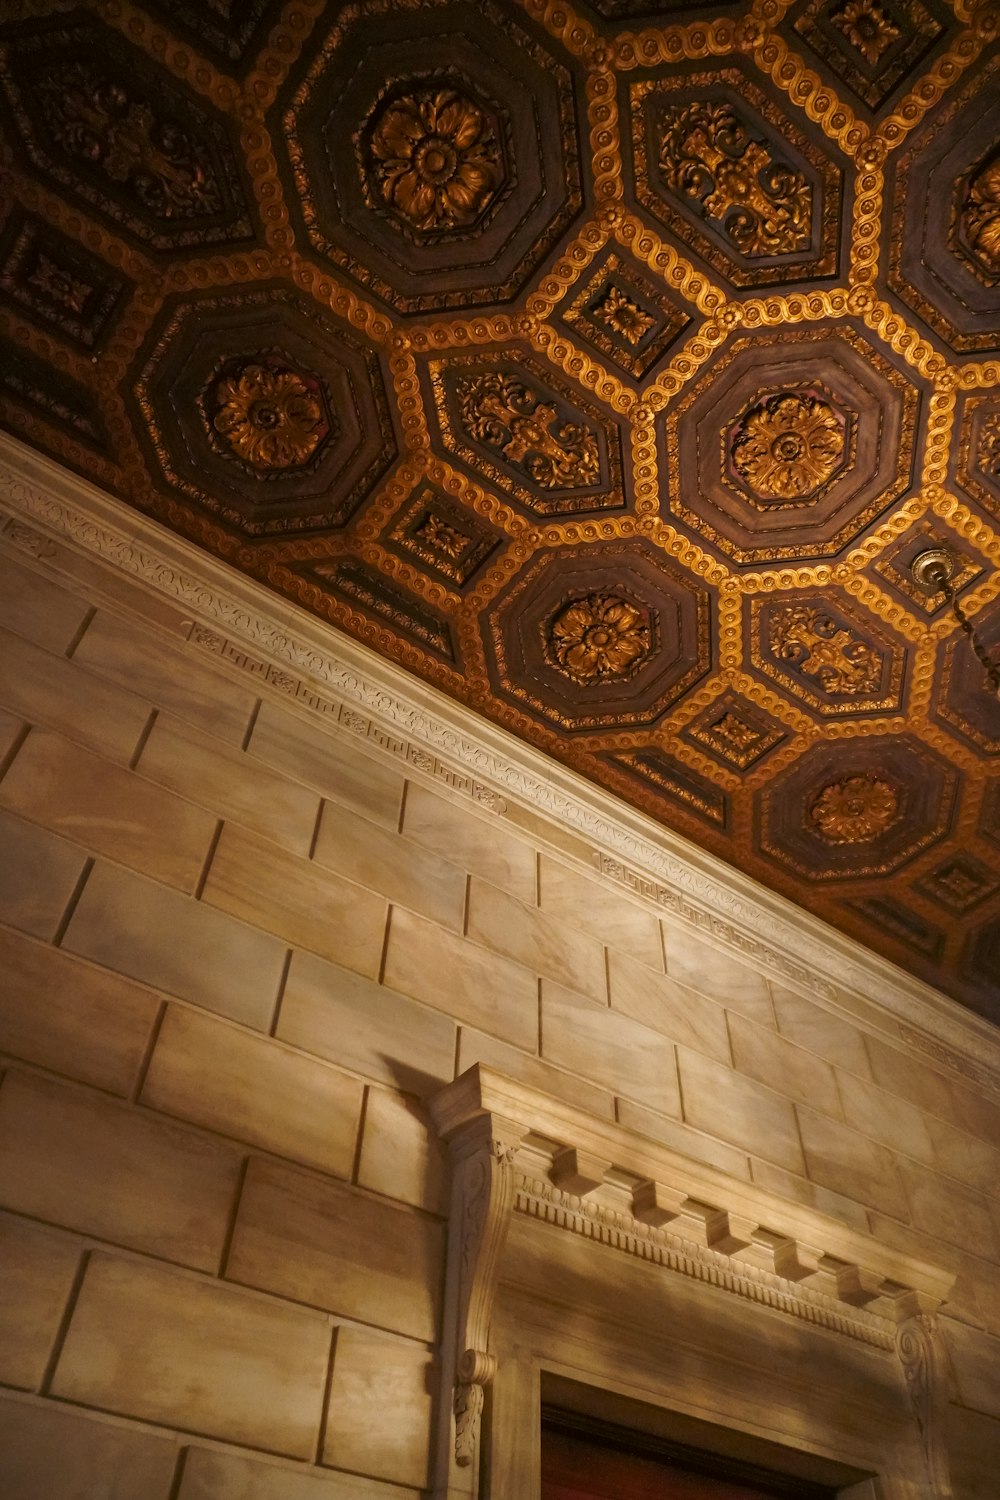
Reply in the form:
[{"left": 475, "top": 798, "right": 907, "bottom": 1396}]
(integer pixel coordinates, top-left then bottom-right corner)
[
  {"left": 210, "top": 362, "right": 327, "bottom": 471},
  {"left": 458, "top": 372, "right": 600, "bottom": 489},
  {"left": 547, "top": 594, "right": 652, "bottom": 685},
  {"left": 658, "top": 103, "right": 812, "bottom": 259},
  {"left": 730, "top": 392, "right": 846, "bottom": 502},
  {"left": 832, "top": 0, "right": 901, "bottom": 64},
  {"left": 810, "top": 774, "right": 900, "bottom": 843},
  {"left": 366, "top": 85, "right": 504, "bottom": 235},
  {"left": 770, "top": 604, "right": 882, "bottom": 695},
  {"left": 38, "top": 62, "right": 221, "bottom": 221},
  {"left": 592, "top": 286, "right": 656, "bottom": 346},
  {"left": 957, "top": 151, "right": 1000, "bottom": 282}
]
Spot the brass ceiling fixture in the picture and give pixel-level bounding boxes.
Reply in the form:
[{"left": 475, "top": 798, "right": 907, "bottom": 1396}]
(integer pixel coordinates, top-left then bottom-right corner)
[{"left": 911, "top": 548, "right": 1000, "bottom": 697}]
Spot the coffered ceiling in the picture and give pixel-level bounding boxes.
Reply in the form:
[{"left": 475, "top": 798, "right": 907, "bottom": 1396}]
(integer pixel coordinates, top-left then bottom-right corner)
[{"left": 1, "top": 0, "right": 998, "bottom": 1021}]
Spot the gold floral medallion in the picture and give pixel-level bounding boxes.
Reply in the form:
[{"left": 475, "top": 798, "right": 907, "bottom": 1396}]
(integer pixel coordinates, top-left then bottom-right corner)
[
  {"left": 730, "top": 392, "right": 845, "bottom": 502},
  {"left": 415, "top": 512, "right": 467, "bottom": 559},
  {"left": 810, "top": 774, "right": 899, "bottom": 844},
  {"left": 958, "top": 154, "right": 1000, "bottom": 282},
  {"left": 211, "top": 363, "right": 326, "bottom": 470},
  {"left": 592, "top": 286, "right": 656, "bottom": 346},
  {"left": 832, "top": 0, "right": 900, "bottom": 65},
  {"left": 548, "top": 595, "right": 651, "bottom": 685},
  {"left": 368, "top": 87, "right": 503, "bottom": 234}
]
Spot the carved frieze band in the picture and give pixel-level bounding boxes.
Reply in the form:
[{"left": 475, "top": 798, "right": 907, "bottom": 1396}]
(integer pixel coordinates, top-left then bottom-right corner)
[{"left": 2, "top": 443, "right": 1000, "bottom": 1090}]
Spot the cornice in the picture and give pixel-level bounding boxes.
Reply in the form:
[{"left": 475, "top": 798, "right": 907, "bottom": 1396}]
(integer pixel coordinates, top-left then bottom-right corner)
[{"left": 1, "top": 431, "right": 999, "bottom": 1084}]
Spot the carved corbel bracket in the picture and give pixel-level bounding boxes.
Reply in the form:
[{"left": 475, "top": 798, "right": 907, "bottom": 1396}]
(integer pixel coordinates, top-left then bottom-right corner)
[
  {"left": 896, "top": 1308, "right": 954, "bottom": 1499},
  {"left": 439, "top": 1109, "right": 527, "bottom": 1470}
]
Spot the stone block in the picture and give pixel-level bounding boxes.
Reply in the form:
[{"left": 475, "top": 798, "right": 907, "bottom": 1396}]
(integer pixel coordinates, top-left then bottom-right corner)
[
  {"left": 73, "top": 610, "right": 257, "bottom": 745},
  {"left": 457, "top": 1027, "right": 615, "bottom": 1119},
  {"left": 383, "top": 906, "right": 538, "bottom": 1050},
  {"left": 729, "top": 1013, "right": 841, "bottom": 1118},
  {"left": 226, "top": 1157, "right": 443, "bottom": 1344},
  {"left": 538, "top": 856, "right": 663, "bottom": 971},
  {"left": 467, "top": 878, "right": 606, "bottom": 1003},
  {"left": 944, "top": 1321, "right": 1000, "bottom": 1421},
  {"left": 0, "top": 1214, "right": 80, "bottom": 1389},
  {"left": 0, "top": 806, "right": 88, "bottom": 940},
  {"left": 614, "top": 1099, "right": 752, "bottom": 1180},
  {"left": 141, "top": 1005, "right": 363, "bottom": 1178},
  {"left": 179, "top": 1447, "right": 419, "bottom": 1500},
  {"left": 136, "top": 713, "right": 321, "bottom": 857},
  {"left": 897, "top": 1157, "right": 999, "bottom": 1260},
  {"left": 247, "top": 699, "right": 404, "bottom": 831},
  {"left": 276, "top": 949, "right": 455, "bottom": 1096},
  {"left": 0, "top": 1394, "right": 179, "bottom": 1500},
  {"left": 835, "top": 1071, "right": 936, "bottom": 1165},
  {"left": 748, "top": 1159, "right": 870, "bottom": 1234},
  {"left": 323, "top": 1326, "right": 432, "bottom": 1489},
  {"left": 770, "top": 985, "right": 873, "bottom": 1078},
  {"left": 52, "top": 1252, "right": 331, "bottom": 1458},
  {"left": 797, "top": 1106, "right": 908, "bottom": 1219},
  {"left": 356, "top": 1087, "right": 448, "bottom": 1215},
  {"left": 0, "top": 728, "right": 217, "bottom": 893},
  {"left": 0, "top": 927, "right": 159, "bottom": 1095},
  {"left": 402, "top": 781, "right": 537, "bottom": 902},
  {"left": 541, "top": 981, "right": 681, "bottom": 1118},
  {"left": 201, "top": 823, "right": 387, "bottom": 978},
  {"left": 0, "top": 1070, "right": 243, "bottom": 1271},
  {"left": 0, "top": 549, "right": 92, "bottom": 653},
  {"left": 925, "top": 1114, "right": 1000, "bottom": 1198},
  {"left": 0, "top": 625, "right": 150, "bottom": 764},
  {"left": 608, "top": 948, "right": 732, "bottom": 1064},
  {"left": 678, "top": 1047, "right": 805, "bottom": 1173},
  {"left": 662, "top": 928, "right": 773, "bottom": 1025},
  {"left": 63, "top": 860, "right": 286, "bottom": 1029},
  {"left": 312, "top": 799, "right": 466, "bottom": 932},
  {"left": 864, "top": 1035, "right": 957, "bottom": 1124}
]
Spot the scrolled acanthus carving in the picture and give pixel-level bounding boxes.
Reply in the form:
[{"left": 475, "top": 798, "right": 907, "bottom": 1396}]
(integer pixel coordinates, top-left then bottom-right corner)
[{"left": 896, "top": 1310, "right": 954, "bottom": 1498}]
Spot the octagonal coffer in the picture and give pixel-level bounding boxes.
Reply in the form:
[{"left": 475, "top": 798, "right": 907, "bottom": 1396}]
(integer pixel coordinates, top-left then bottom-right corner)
[
  {"left": 628, "top": 64, "right": 847, "bottom": 290},
  {"left": 756, "top": 733, "right": 958, "bottom": 881},
  {"left": 658, "top": 323, "right": 922, "bottom": 566},
  {"left": 275, "top": 0, "right": 586, "bottom": 314},
  {"left": 482, "top": 539, "right": 713, "bottom": 734},
  {"left": 129, "top": 285, "right": 398, "bottom": 538},
  {"left": 0, "top": 14, "right": 254, "bottom": 254},
  {"left": 887, "top": 60, "right": 1000, "bottom": 355}
]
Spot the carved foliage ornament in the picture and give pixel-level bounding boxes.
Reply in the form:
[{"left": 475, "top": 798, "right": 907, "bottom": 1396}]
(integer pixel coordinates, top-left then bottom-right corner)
[
  {"left": 592, "top": 286, "right": 656, "bottom": 346},
  {"left": 37, "top": 62, "right": 222, "bottom": 221},
  {"left": 211, "top": 362, "right": 328, "bottom": 471},
  {"left": 832, "top": 0, "right": 901, "bottom": 64},
  {"left": 957, "top": 152, "right": 1000, "bottom": 283},
  {"left": 811, "top": 774, "right": 899, "bottom": 843},
  {"left": 367, "top": 86, "right": 504, "bottom": 235},
  {"left": 548, "top": 594, "right": 652, "bottom": 685},
  {"left": 770, "top": 604, "right": 882, "bottom": 696},
  {"left": 731, "top": 393, "right": 845, "bottom": 502},
  {"left": 658, "top": 104, "right": 812, "bottom": 260},
  {"left": 458, "top": 372, "right": 600, "bottom": 490}
]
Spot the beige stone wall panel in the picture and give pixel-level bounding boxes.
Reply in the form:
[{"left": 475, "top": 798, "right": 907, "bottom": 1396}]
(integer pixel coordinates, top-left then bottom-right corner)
[
  {"left": 607, "top": 947, "right": 732, "bottom": 1065},
  {"left": 0, "top": 728, "right": 218, "bottom": 893},
  {"left": 467, "top": 877, "right": 606, "bottom": 1003},
  {"left": 541, "top": 980, "right": 682, "bottom": 1118},
  {"left": 177, "top": 1447, "right": 421, "bottom": 1500},
  {"left": 225, "top": 1157, "right": 443, "bottom": 1344},
  {"left": 62, "top": 860, "right": 287, "bottom": 1029},
  {"left": 0, "top": 807, "right": 89, "bottom": 941},
  {"left": 0, "top": 1070, "right": 243, "bottom": 1271},
  {"left": 322, "top": 1326, "right": 432, "bottom": 1489},
  {"left": 51, "top": 1253, "right": 332, "bottom": 1458},
  {"left": 0, "top": 1214, "right": 81, "bottom": 1390},
  {"left": 0, "top": 927, "right": 159, "bottom": 1095},
  {"left": 312, "top": 799, "right": 466, "bottom": 933},
  {"left": 201, "top": 823, "right": 388, "bottom": 978},
  {"left": 0, "top": 1394, "right": 181, "bottom": 1500},
  {"left": 677, "top": 1046, "right": 805, "bottom": 1174},
  {"left": 537, "top": 856, "right": 663, "bottom": 972},
  {"left": 355, "top": 1087, "right": 448, "bottom": 1216},
  {"left": 401, "top": 780, "right": 536, "bottom": 902},
  {"left": 140, "top": 1006, "right": 364, "bottom": 1178},
  {"left": 0, "top": 550, "right": 92, "bottom": 656}
]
